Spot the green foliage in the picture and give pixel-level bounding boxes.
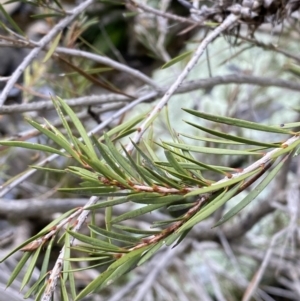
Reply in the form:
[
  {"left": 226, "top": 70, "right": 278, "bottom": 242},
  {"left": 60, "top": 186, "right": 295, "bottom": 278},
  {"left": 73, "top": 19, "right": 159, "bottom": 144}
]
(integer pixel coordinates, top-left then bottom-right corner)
[{"left": 0, "top": 97, "right": 298, "bottom": 300}]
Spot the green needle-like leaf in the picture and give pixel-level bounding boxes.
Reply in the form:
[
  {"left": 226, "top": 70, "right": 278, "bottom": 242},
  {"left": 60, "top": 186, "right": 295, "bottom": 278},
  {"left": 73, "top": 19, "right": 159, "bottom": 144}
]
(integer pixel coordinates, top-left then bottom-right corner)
[
  {"left": 75, "top": 247, "right": 147, "bottom": 300},
  {"left": 99, "top": 113, "right": 146, "bottom": 140},
  {"left": 185, "top": 168, "right": 258, "bottom": 197},
  {"left": 89, "top": 225, "right": 141, "bottom": 243},
  {"left": 104, "top": 133, "right": 137, "bottom": 179},
  {"left": 165, "top": 142, "right": 263, "bottom": 155},
  {"left": 25, "top": 118, "right": 81, "bottom": 163},
  {"left": 56, "top": 97, "right": 97, "bottom": 159},
  {"left": 21, "top": 245, "right": 42, "bottom": 290},
  {"left": 185, "top": 120, "right": 280, "bottom": 148},
  {"left": 92, "top": 136, "right": 126, "bottom": 179},
  {"left": 112, "top": 202, "right": 174, "bottom": 223},
  {"left": 6, "top": 252, "right": 31, "bottom": 288},
  {"left": 85, "top": 196, "right": 128, "bottom": 210},
  {"left": 67, "top": 231, "right": 122, "bottom": 252},
  {"left": 164, "top": 150, "right": 190, "bottom": 176},
  {"left": 163, "top": 146, "right": 227, "bottom": 177},
  {"left": 121, "top": 144, "right": 153, "bottom": 186},
  {"left": 138, "top": 240, "right": 165, "bottom": 266},
  {"left": 180, "top": 184, "right": 242, "bottom": 232},
  {"left": 161, "top": 49, "right": 194, "bottom": 69},
  {"left": 60, "top": 275, "right": 70, "bottom": 301},
  {"left": 183, "top": 109, "right": 293, "bottom": 134},
  {"left": 0, "top": 141, "right": 66, "bottom": 156},
  {"left": 131, "top": 139, "right": 166, "bottom": 177},
  {"left": 113, "top": 224, "right": 160, "bottom": 235},
  {"left": 144, "top": 166, "right": 182, "bottom": 189},
  {"left": 179, "top": 132, "right": 243, "bottom": 144},
  {"left": 214, "top": 157, "right": 286, "bottom": 226}
]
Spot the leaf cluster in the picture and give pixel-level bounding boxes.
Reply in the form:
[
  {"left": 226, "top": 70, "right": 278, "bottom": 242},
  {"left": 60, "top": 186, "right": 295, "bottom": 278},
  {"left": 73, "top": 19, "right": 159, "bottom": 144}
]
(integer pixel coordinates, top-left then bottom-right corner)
[{"left": 0, "top": 97, "right": 299, "bottom": 300}]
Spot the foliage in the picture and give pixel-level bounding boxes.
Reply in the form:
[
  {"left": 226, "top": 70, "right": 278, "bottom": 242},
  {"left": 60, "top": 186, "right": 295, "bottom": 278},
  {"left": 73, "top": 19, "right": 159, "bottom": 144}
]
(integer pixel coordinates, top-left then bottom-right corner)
[
  {"left": 0, "top": 1, "right": 300, "bottom": 301},
  {"left": 1, "top": 95, "right": 299, "bottom": 300}
]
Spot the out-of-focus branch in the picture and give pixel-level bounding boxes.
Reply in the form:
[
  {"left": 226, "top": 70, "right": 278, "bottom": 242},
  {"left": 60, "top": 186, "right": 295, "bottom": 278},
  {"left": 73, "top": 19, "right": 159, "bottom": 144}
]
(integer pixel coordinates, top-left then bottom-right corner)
[
  {"left": 0, "top": 94, "right": 129, "bottom": 114},
  {"left": 1, "top": 74, "right": 300, "bottom": 115},
  {"left": 55, "top": 47, "right": 160, "bottom": 90},
  {"left": 0, "top": 198, "right": 168, "bottom": 223},
  {"left": 0, "top": 0, "right": 95, "bottom": 106},
  {"left": 178, "top": 74, "right": 300, "bottom": 93}
]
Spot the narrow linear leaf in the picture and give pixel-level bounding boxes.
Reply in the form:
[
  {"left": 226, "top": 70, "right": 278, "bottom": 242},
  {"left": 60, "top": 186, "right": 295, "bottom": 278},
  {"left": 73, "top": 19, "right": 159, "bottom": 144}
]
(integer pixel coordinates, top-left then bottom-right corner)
[
  {"left": 165, "top": 231, "right": 182, "bottom": 246},
  {"left": 0, "top": 4, "right": 24, "bottom": 35},
  {"left": 180, "top": 132, "right": 243, "bottom": 144},
  {"left": 183, "top": 109, "right": 293, "bottom": 134},
  {"left": 39, "top": 236, "right": 55, "bottom": 284},
  {"left": 56, "top": 97, "right": 97, "bottom": 158},
  {"left": 185, "top": 168, "right": 258, "bottom": 197},
  {"left": 82, "top": 156, "right": 131, "bottom": 188},
  {"left": 113, "top": 224, "right": 160, "bottom": 235},
  {"left": 67, "top": 231, "right": 122, "bottom": 252},
  {"left": 121, "top": 144, "right": 153, "bottom": 186},
  {"left": 52, "top": 96, "right": 79, "bottom": 152},
  {"left": 167, "top": 203, "right": 194, "bottom": 212},
  {"left": 75, "top": 247, "right": 147, "bottom": 300},
  {"left": 0, "top": 141, "right": 66, "bottom": 156},
  {"left": 165, "top": 142, "right": 262, "bottom": 155},
  {"left": 60, "top": 276, "right": 70, "bottom": 301},
  {"left": 277, "top": 122, "right": 300, "bottom": 129},
  {"left": 161, "top": 49, "right": 194, "bottom": 69},
  {"left": 158, "top": 164, "right": 208, "bottom": 186},
  {"left": 31, "top": 166, "right": 66, "bottom": 173},
  {"left": 43, "top": 31, "right": 62, "bottom": 63},
  {"left": 180, "top": 184, "right": 242, "bottom": 232},
  {"left": 214, "top": 157, "right": 286, "bottom": 226},
  {"left": 138, "top": 240, "right": 165, "bottom": 266},
  {"left": 63, "top": 231, "right": 71, "bottom": 282},
  {"left": 6, "top": 252, "right": 31, "bottom": 287},
  {"left": 144, "top": 166, "right": 182, "bottom": 189},
  {"left": 92, "top": 136, "right": 126, "bottom": 179},
  {"left": 112, "top": 202, "right": 173, "bottom": 224},
  {"left": 58, "top": 187, "right": 117, "bottom": 194},
  {"left": 100, "top": 114, "right": 146, "bottom": 141},
  {"left": 25, "top": 118, "right": 80, "bottom": 162},
  {"left": 172, "top": 229, "right": 191, "bottom": 248},
  {"left": 131, "top": 139, "right": 166, "bottom": 177},
  {"left": 155, "top": 161, "right": 236, "bottom": 172},
  {"left": 164, "top": 150, "right": 190, "bottom": 176},
  {"left": 130, "top": 194, "right": 184, "bottom": 205},
  {"left": 185, "top": 121, "right": 280, "bottom": 148},
  {"left": 89, "top": 225, "right": 141, "bottom": 243},
  {"left": 21, "top": 245, "right": 42, "bottom": 290},
  {"left": 162, "top": 146, "right": 227, "bottom": 177},
  {"left": 85, "top": 196, "right": 128, "bottom": 210},
  {"left": 104, "top": 133, "right": 137, "bottom": 179},
  {"left": 24, "top": 273, "right": 48, "bottom": 299}
]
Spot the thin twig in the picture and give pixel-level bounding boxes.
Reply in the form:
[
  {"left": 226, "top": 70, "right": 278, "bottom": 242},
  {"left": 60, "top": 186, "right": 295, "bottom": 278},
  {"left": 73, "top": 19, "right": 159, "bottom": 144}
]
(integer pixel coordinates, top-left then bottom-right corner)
[
  {"left": 55, "top": 47, "right": 160, "bottom": 90},
  {"left": 41, "top": 196, "right": 99, "bottom": 301},
  {"left": 0, "top": 0, "right": 95, "bottom": 106},
  {"left": 125, "top": 13, "right": 240, "bottom": 154},
  {"left": 0, "top": 94, "right": 129, "bottom": 114},
  {"left": 2, "top": 74, "right": 300, "bottom": 114}
]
